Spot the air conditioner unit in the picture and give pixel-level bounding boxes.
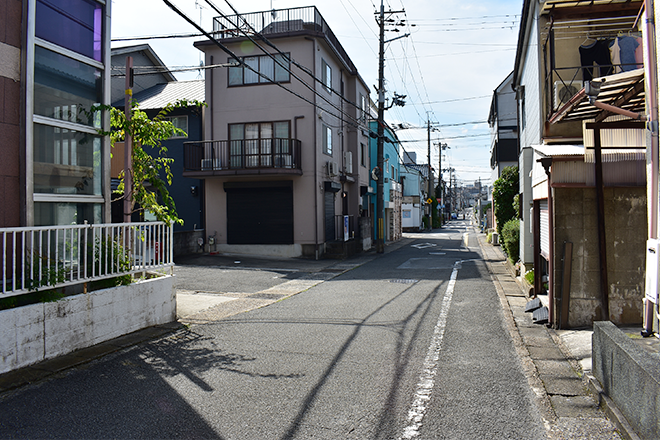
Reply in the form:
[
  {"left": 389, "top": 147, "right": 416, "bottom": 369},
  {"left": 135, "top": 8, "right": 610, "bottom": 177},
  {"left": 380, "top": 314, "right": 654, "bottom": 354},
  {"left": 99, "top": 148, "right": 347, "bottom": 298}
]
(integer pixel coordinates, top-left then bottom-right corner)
[
  {"left": 327, "top": 161, "right": 339, "bottom": 176},
  {"left": 344, "top": 151, "right": 353, "bottom": 174},
  {"left": 554, "top": 81, "right": 582, "bottom": 109}
]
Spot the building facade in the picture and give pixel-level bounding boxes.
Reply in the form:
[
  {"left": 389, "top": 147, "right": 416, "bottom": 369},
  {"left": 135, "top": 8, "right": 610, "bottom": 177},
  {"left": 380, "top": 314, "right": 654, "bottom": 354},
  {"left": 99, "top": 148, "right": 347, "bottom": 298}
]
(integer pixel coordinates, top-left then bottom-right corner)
[
  {"left": 186, "top": 7, "right": 372, "bottom": 258},
  {"left": 1, "top": 0, "right": 113, "bottom": 228}
]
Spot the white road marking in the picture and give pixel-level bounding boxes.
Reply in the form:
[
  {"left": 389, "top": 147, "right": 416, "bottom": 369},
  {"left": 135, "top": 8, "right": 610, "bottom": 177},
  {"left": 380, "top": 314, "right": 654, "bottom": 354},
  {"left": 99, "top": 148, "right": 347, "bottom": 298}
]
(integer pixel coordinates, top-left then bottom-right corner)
[
  {"left": 400, "top": 261, "right": 460, "bottom": 439},
  {"left": 411, "top": 243, "right": 437, "bottom": 249}
]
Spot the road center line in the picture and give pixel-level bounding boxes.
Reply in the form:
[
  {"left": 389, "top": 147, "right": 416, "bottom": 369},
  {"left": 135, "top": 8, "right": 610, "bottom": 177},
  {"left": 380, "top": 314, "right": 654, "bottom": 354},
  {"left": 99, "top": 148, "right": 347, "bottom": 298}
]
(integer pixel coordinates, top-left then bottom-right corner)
[{"left": 400, "top": 261, "right": 460, "bottom": 440}]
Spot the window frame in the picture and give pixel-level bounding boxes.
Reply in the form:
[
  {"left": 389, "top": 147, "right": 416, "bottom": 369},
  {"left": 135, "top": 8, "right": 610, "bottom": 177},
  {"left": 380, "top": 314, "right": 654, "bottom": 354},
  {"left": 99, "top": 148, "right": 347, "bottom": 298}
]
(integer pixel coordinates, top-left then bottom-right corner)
[
  {"left": 228, "top": 53, "right": 291, "bottom": 87},
  {"left": 323, "top": 125, "right": 333, "bottom": 156},
  {"left": 27, "top": 0, "right": 110, "bottom": 224},
  {"left": 322, "top": 59, "right": 332, "bottom": 93},
  {"left": 164, "top": 115, "right": 189, "bottom": 139}
]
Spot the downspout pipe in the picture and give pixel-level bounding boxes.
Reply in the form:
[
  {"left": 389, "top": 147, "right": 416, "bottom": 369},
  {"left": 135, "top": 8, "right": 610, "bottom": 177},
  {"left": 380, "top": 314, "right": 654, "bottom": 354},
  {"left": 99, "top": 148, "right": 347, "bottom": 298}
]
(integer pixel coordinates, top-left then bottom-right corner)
[
  {"left": 643, "top": 0, "right": 659, "bottom": 336},
  {"left": 540, "top": 158, "right": 555, "bottom": 326}
]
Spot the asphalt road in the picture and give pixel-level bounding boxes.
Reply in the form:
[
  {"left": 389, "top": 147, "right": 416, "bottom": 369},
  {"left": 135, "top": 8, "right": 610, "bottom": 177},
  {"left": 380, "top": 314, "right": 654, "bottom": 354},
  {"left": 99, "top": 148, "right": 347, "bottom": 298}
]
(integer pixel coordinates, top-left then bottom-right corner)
[{"left": 0, "top": 220, "right": 547, "bottom": 439}]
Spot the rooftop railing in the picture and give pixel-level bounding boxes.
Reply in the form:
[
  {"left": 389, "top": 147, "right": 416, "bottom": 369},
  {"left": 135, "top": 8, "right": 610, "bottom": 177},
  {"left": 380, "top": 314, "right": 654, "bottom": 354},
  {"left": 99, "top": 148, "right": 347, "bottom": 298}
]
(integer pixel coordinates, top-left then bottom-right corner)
[
  {"left": 1, "top": 222, "right": 173, "bottom": 299},
  {"left": 212, "top": 6, "right": 357, "bottom": 74}
]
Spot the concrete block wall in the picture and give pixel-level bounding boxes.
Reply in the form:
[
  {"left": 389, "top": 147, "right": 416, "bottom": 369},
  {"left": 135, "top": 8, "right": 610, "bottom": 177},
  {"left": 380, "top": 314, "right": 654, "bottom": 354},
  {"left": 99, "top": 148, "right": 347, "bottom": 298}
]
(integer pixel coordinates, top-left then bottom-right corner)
[
  {"left": 553, "top": 187, "right": 646, "bottom": 327},
  {"left": 0, "top": 276, "right": 175, "bottom": 374},
  {"left": 593, "top": 321, "right": 660, "bottom": 439}
]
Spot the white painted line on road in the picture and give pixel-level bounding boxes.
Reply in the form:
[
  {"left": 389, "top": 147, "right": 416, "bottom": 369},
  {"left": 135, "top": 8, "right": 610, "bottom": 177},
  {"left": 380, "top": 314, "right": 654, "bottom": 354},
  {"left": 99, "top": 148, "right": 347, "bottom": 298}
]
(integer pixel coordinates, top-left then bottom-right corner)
[
  {"left": 411, "top": 243, "right": 437, "bottom": 249},
  {"left": 400, "top": 261, "right": 460, "bottom": 440}
]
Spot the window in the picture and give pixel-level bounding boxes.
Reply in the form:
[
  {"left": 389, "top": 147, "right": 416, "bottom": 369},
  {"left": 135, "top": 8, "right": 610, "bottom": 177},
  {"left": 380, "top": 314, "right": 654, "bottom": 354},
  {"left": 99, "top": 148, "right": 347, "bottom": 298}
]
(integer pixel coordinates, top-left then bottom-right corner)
[
  {"left": 228, "top": 53, "right": 290, "bottom": 86},
  {"left": 34, "top": 46, "right": 103, "bottom": 127},
  {"left": 228, "top": 121, "right": 291, "bottom": 168},
  {"left": 36, "top": 0, "right": 103, "bottom": 62},
  {"left": 359, "top": 93, "right": 367, "bottom": 121},
  {"left": 323, "top": 125, "right": 332, "bottom": 155},
  {"left": 360, "top": 143, "right": 367, "bottom": 167},
  {"left": 322, "top": 59, "right": 332, "bottom": 92},
  {"left": 164, "top": 116, "right": 188, "bottom": 138},
  {"left": 31, "top": 0, "right": 109, "bottom": 225}
]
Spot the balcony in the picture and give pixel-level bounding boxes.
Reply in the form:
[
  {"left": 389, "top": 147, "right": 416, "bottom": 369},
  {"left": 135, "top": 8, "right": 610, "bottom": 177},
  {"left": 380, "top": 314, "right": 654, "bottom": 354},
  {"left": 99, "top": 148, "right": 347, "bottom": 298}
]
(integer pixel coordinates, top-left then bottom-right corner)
[{"left": 183, "top": 139, "right": 302, "bottom": 177}]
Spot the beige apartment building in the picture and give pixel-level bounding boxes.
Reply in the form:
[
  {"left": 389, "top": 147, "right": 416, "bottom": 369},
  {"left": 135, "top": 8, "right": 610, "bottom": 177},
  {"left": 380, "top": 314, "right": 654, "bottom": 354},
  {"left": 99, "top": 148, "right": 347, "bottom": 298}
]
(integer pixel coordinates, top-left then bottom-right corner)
[{"left": 185, "top": 6, "right": 373, "bottom": 258}]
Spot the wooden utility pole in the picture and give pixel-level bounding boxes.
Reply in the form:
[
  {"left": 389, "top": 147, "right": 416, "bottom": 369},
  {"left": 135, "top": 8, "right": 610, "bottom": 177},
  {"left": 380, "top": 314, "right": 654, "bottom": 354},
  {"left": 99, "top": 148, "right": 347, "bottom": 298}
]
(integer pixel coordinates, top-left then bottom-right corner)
[
  {"left": 123, "top": 57, "right": 134, "bottom": 223},
  {"left": 376, "top": 1, "right": 386, "bottom": 253}
]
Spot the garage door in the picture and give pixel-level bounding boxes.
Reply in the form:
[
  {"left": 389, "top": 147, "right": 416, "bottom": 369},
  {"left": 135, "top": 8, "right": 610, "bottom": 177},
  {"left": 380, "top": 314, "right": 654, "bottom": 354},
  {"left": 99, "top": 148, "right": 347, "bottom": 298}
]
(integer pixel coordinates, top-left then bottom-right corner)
[{"left": 225, "top": 182, "right": 293, "bottom": 244}]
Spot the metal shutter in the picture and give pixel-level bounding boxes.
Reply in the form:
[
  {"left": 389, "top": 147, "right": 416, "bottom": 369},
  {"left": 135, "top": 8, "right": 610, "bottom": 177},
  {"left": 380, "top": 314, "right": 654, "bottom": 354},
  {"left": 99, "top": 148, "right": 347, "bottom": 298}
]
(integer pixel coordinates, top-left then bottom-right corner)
[{"left": 540, "top": 199, "right": 550, "bottom": 257}]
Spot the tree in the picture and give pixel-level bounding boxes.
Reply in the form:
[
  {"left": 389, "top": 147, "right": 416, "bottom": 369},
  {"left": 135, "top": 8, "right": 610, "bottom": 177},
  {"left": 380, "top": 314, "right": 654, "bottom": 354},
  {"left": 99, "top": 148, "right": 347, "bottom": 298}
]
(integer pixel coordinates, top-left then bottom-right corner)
[
  {"left": 95, "top": 99, "right": 204, "bottom": 224},
  {"left": 492, "top": 165, "right": 519, "bottom": 237}
]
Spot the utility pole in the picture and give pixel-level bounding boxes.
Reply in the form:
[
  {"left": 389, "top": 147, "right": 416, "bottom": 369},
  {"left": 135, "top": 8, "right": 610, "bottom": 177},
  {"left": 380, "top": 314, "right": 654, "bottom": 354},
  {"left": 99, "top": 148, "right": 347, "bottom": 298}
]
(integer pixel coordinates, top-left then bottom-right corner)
[
  {"left": 123, "top": 57, "right": 134, "bottom": 223},
  {"left": 427, "top": 119, "right": 433, "bottom": 229},
  {"left": 375, "top": 0, "right": 407, "bottom": 252},
  {"left": 376, "top": 1, "right": 386, "bottom": 253}
]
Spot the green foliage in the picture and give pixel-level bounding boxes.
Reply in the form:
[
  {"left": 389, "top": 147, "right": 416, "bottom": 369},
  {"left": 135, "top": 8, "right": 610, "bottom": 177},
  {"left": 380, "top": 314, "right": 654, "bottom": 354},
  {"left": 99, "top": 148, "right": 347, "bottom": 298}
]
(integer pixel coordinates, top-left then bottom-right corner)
[
  {"left": 422, "top": 215, "right": 429, "bottom": 229},
  {"left": 430, "top": 196, "right": 441, "bottom": 228},
  {"left": 524, "top": 269, "right": 534, "bottom": 285},
  {"left": 94, "top": 99, "right": 205, "bottom": 224},
  {"left": 493, "top": 166, "right": 519, "bottom": 237},
  {"left": 501, "top": 218, "right": 520, "bottom": 263},
  {"left": 486, "top": 231, "right": 493, "bottom": 243},
  {"left": 90, "top": 236, "right": 132, "bottom": 287}
]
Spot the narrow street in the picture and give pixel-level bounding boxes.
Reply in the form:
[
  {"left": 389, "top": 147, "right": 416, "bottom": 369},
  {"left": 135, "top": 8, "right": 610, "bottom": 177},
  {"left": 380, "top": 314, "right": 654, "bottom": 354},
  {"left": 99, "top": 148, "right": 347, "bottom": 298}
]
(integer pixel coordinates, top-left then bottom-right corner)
[{"left": 0, "top": 221, "right": 548, "bottom": 439}]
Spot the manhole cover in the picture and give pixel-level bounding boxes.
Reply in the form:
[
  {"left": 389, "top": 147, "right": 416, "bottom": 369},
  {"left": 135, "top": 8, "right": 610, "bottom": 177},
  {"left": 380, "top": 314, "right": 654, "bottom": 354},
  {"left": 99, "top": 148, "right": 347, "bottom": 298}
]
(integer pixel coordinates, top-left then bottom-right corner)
[{"left": 390, "top": 279, "right": 419, "bottom": 284}]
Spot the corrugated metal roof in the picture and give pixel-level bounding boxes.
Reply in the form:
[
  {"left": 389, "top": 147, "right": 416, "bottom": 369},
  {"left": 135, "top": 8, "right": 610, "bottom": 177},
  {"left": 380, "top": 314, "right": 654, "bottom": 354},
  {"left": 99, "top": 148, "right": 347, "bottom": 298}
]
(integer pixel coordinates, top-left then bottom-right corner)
[
  {"left": 540, "top": 0, "right": 643, "bottom": 15},
  {"left": 532, "top": 144, "right": 585, "bottom": 157},
  {"left": 129, "top": 80, "right": 205, "bottom": 110},
  {"left": 549, "top": 69, "right": 645, "bottom": 123}
]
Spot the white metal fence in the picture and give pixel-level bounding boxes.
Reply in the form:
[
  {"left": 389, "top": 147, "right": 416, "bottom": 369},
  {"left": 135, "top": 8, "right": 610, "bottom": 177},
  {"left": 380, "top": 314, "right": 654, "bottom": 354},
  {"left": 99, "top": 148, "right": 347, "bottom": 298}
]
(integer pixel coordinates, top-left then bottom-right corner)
[{"left": 1, "top": 222, "right": 174, "bottom": 299}]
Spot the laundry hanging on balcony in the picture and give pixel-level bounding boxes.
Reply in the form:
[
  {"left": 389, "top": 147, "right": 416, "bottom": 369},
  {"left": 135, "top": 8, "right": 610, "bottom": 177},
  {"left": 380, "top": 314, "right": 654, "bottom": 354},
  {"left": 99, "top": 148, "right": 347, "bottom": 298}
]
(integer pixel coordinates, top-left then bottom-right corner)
[{"left": 579, "top": 39, "right": 613, "bottom": 81}]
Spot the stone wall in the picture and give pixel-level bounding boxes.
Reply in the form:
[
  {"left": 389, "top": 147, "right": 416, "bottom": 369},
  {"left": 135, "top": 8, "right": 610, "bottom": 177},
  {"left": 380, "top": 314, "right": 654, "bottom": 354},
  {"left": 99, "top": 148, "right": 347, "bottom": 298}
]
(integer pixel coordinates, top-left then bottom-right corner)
[{"left": 553, "top": 187, "right": 646, "bottom": 327}]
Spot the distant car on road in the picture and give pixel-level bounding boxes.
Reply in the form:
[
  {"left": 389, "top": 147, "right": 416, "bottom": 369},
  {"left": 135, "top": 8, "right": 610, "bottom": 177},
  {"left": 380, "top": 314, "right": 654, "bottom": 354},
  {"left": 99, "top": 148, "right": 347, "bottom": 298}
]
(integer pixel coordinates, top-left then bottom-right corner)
[{"left": 451, "top": 212, "right": 457, "bottom": 219}]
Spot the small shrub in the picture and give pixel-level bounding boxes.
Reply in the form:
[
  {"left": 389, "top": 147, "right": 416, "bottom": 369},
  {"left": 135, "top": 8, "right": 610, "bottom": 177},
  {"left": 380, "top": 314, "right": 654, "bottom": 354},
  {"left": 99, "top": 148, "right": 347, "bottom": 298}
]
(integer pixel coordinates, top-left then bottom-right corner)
[
  {"left": 486, "top": 232, "right": 493, "bottom": 243},
  {"left": 501, "top": 218, "right": 520, "bottom": 263},
  {"left": 422, "top": 216, "right": 429, "bottom": 229},
  {"left": 524, "top": 269, "right": 534, "bottom": 285}
]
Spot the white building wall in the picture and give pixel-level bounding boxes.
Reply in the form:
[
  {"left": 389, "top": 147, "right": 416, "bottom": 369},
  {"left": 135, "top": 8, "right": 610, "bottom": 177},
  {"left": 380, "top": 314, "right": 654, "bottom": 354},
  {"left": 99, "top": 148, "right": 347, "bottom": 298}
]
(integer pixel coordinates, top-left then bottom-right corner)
[{"left": 518, "top": 3, "right": 542, "bottom": 269}]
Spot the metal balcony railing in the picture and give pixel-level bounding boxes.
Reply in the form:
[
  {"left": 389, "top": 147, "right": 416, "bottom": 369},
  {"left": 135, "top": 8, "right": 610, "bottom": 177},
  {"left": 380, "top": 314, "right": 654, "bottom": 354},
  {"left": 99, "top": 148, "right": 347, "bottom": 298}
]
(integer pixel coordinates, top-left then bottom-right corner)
[
  {"left": 1, "top": 222, "right": 173, "bottom": 299},
  {"left": 212, "top": 6, "right": 357, "bottom": 75},
  {"left": 183, "top": 139, "right": 302, "bottom": 174}
]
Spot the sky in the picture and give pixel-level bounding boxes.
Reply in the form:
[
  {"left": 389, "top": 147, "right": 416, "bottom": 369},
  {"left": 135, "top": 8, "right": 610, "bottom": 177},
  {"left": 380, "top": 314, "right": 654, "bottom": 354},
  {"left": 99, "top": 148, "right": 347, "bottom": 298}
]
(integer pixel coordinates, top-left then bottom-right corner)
[{"left": 111, "top": 0, "right": 522, "bottom": 186}]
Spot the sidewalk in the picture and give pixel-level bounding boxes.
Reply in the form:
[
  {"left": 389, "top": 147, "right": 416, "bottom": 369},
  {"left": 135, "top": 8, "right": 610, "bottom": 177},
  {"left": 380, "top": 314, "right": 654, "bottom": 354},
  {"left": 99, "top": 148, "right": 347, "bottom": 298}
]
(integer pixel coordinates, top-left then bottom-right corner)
[{"left": 475, "top": 230, "right": 636, "bottom": 440}]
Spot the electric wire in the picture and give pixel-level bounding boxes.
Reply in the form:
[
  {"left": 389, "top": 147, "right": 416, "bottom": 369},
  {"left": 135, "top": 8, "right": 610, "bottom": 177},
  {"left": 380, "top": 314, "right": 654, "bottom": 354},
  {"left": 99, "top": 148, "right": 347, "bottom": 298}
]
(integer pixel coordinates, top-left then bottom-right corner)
[{"left": 209, "top": 0, "right": 367, "bottom": 126}]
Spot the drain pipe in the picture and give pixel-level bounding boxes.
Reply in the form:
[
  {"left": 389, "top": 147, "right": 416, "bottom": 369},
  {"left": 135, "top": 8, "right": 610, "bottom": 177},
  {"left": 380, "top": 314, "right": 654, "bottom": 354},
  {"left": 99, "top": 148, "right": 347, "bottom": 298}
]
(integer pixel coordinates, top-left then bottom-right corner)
[{"left": 643, "top": 0, "right": 659, "bottom": 336}]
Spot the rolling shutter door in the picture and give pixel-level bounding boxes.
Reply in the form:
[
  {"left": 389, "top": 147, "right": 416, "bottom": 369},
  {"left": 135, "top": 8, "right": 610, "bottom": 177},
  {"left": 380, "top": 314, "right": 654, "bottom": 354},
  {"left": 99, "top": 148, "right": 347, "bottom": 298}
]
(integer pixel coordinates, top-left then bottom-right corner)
[
  {"left": 539, "top": 199, "right": 550, "bottom": 257},
  {"left": 225, "top": 183, "right": 293, "bottom": 244}
]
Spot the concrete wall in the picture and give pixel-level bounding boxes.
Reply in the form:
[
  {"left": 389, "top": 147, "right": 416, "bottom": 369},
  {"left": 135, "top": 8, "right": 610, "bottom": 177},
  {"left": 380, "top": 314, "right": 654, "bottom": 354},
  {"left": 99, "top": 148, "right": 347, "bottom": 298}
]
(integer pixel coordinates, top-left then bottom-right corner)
[
  {"left": 0, "top": 275, "right": 175, "bottom": 374},
  {"left": 593, "top": 321, "right": 660, "bottom": 439},
  {"left": 173, "top": 230, "right": 205, "bottom": 257},
  {"left": 553, "top": 187, "right": 646, "bottom": 327}
]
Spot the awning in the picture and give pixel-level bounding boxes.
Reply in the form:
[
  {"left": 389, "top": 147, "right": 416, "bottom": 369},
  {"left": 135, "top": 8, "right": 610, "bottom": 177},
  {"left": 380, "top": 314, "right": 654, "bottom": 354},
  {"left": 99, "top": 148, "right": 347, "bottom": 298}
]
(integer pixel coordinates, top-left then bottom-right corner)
[{"left": 549, "top": 69, "right": 645, "bottom": 124}]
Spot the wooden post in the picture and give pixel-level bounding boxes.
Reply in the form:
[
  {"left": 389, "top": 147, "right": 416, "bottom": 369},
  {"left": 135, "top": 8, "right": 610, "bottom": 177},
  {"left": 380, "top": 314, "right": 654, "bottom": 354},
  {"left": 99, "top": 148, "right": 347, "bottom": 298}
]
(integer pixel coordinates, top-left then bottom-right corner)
[{"left": 123, "top": 56, "right": 134, "bottom": 223}]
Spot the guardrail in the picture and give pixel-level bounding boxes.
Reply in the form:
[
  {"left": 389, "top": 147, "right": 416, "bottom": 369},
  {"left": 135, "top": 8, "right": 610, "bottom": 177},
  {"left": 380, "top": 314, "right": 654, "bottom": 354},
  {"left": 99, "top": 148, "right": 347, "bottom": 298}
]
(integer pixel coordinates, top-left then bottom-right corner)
[{"left": 1, "top": 222, "right": 173, "bottom": 299}]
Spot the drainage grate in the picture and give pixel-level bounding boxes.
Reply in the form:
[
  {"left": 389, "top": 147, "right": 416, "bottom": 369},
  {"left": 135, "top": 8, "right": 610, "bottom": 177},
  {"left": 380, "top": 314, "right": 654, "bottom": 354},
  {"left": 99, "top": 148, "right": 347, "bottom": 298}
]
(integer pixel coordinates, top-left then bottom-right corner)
[
  {"left": 524, "top": 298, "right": 542, "bottom": 313},
  {"left": 390, "top": 279, "right": 419, "bottom": 284}
]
